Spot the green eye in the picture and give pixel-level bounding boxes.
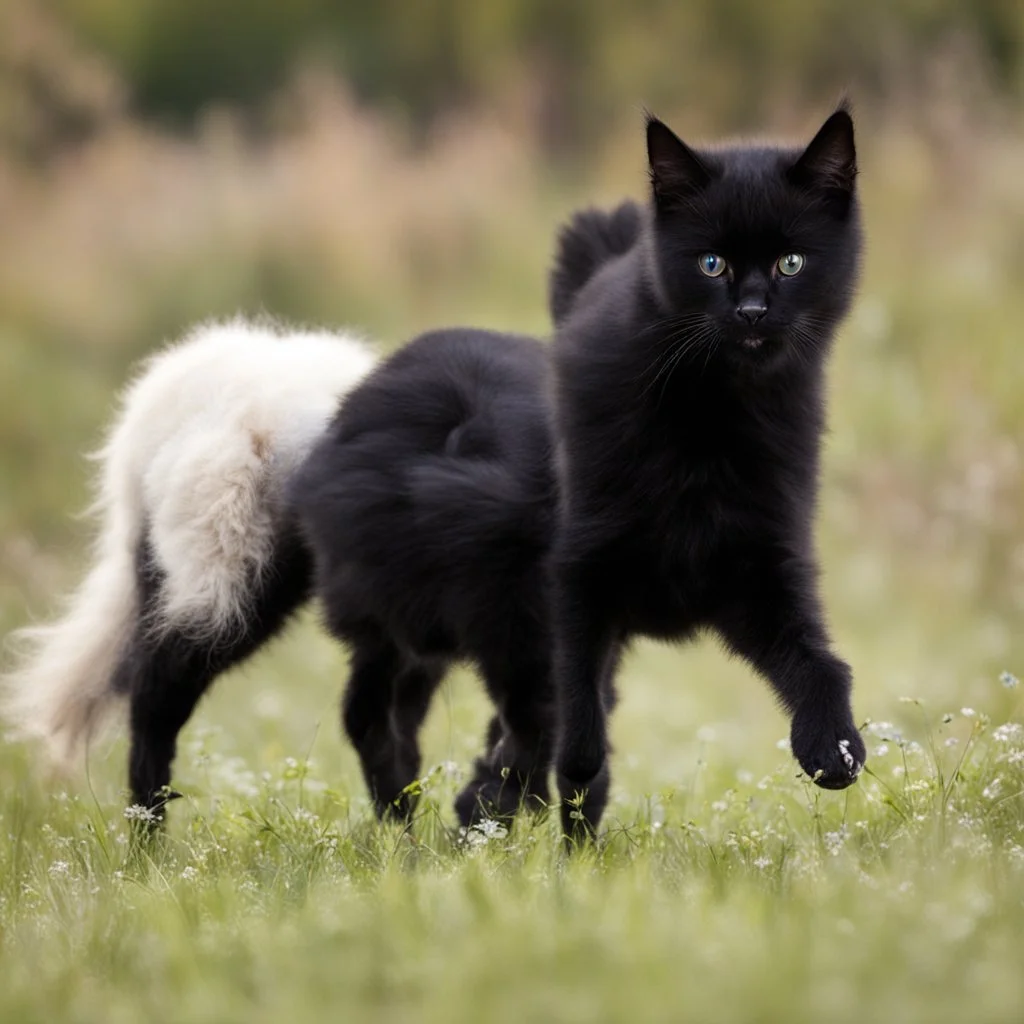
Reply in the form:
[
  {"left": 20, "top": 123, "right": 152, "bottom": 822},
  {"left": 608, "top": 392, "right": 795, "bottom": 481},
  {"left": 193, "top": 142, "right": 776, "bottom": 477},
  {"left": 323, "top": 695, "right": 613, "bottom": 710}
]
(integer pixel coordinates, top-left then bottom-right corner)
[
  {"left": 698, "top": 254, "right": 727, "bottom": 277},
  {"left": 777, "top": 252, "right": 805, "bottom": 276}
]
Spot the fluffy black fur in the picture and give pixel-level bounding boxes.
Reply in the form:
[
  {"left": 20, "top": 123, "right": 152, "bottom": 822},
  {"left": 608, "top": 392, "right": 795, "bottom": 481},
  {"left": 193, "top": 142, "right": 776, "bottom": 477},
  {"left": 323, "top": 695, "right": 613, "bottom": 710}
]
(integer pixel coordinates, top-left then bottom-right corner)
[
  {"left": 116, "top": 525, "right": 312, "bottom": 815},
  {"left": 290, "top": 329, "right": 557, "bottom": 825},
  {"left": 549, "top": 200, "right": 644, "bottom": 325},
  {"left": 550, "top": 107, "right": 867, "bottom": 837}
]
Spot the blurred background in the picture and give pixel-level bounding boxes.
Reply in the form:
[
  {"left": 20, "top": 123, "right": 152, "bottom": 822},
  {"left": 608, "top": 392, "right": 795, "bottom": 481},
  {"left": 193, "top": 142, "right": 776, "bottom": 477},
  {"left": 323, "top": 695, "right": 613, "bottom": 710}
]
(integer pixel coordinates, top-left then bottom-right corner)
[{"left": 0, "top": 0, "right": 1021, "bottom": 804}]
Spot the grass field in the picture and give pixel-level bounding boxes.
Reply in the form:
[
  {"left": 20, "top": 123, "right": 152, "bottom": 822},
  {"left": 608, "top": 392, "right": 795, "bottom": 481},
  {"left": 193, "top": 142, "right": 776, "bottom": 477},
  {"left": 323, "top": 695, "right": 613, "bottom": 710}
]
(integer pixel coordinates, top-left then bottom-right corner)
[{"left": 0, "top": 89, "right": 1022, "bottom": 1021}]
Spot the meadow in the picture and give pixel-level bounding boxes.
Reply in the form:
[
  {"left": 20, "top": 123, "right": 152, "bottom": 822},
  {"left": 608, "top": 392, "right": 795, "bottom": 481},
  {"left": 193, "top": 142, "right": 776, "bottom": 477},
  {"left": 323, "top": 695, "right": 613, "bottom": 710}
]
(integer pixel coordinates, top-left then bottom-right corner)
[{"left": 0, "top": 79, "right": 1022, "bottom": 1022}]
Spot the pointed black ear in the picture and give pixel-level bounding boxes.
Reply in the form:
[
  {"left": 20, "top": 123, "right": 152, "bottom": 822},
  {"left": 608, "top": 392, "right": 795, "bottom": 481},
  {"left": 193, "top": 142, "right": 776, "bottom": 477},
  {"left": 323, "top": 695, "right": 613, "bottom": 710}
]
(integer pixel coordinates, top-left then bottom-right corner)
[
  {"left": 646, "top": 115, "right": 712, "bottom": 205},
  {"left": 789, "top": 107, "right": 857, "bottom": 195}
]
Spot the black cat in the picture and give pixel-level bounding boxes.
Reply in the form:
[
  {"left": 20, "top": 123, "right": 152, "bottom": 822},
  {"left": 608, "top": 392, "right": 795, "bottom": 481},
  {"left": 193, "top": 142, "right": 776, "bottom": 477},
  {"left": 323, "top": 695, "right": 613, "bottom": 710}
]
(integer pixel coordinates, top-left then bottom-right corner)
[{"left": 550, "top": 105, "right": 867, "bottom": 837}]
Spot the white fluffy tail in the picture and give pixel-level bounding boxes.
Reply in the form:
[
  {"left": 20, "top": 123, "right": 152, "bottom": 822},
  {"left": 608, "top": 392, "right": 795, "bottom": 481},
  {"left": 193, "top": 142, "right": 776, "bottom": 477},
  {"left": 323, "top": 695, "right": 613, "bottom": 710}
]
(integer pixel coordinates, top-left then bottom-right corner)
[
  {"left": 2, "top": 317, "right": 376, "bottom": 768},
  {"left": 2, "top": 513, "right": 138, "bottom": 766}
]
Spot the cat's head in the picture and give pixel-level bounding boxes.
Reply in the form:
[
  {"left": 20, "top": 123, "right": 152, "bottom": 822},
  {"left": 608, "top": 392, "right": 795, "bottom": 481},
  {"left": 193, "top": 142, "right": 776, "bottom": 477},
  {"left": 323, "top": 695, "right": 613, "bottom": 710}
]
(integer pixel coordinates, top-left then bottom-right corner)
[{"left": 645, "top": 106, "right": 862, "bottom": 371}]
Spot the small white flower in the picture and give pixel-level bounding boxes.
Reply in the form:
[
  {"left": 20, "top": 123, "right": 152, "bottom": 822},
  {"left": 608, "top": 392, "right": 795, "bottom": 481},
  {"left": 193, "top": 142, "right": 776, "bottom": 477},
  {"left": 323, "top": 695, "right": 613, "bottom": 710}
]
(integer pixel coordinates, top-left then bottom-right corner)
[
  {"left": 123, "top": 804, "right": 158, "bottom": 823},
  {"left": 472, "top": 819, "right": 508, "bottom": 843},
  {"left": 942, "top": 713, "right": 954, "bottom": 724},
  {"left": 866, "top": 721, "right": 903, "bottom": 742},
  {"left": 180, "top": 866, "right": 199, "bottom": 882},
  {"left": 775, "top": 738, "right": 790, "bottom": 751},
  {"left": 823, "top": 826, "right": 848, "bottom": 856},
  {"left": 993, "top": 723, "right": 1023, "bottom": 744},
  {"left": 753, "top": 856, "right": 771, "bottom": 870},
  {"left": 711, "top": 800, "right": 729, "bottom": 813},
  {"left": 983, "top": 779, "right": 1002, "bottom": 800},
  {"left": 961, "top": 708, "right": 976, "bottom": 718},
  {"left": 1000, "top": 671, "right": 1019, "bottom": 690},
  {"left": 1008, "top": 751, "right": 1024, "bottom": 765},
  {"left": 48, "top": 860, "right": 70, "bottom": 878},
  {"left": 944, "top": 737, "right": 959, "bottom": 748},
  {"left": 873, "top": 743, "right": 890, "bottom": 758}
]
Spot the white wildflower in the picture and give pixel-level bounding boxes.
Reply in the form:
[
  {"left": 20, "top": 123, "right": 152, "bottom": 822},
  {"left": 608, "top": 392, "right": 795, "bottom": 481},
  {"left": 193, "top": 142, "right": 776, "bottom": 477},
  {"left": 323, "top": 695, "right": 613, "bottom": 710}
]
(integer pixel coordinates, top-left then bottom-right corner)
[
  {"left": 711, "top": 800, "right": 729, "bottom": 813},
  {"left": 473, "top": 819, "right": 508, "bottom": 842},
  {"left": 961, "top": 708, "right": 976, "bottom": 718},
  {"left": 48, "top": 860, "right": 70, "bottom": 878},
  {"left": 873, "top": 744, "right": 890, "bottom": 758},
  {"left": 993, "top": 723, "right": 1023, "bottom": 744},
  {"left": 1008, "top": 751, "right": 1024, "bottom": 765},
  {"left": 775, "top": 738, "right": 790, "bottom": 751},
  {"left": 1000, "top": 671, "right": 1019, "bottom": 690},
  {"left": 123, "top": 804, "right": 158, "bottom": 823},
  {"left": 944, "top": 737, "right": 959, "bottom": 748},
  {"left": 982, "top": 779, "right": 1002, "bottom": 800},
  {"left": 866, "top": 721, "right": 903, "bottom": 743},
  {"left": 180, "top": 866, "right": 199, "bottom": 882},
  {"left": 753, "top": 856, "right": 771, "bottom": 870},
  {"left": 823, "top": 825, "right": 848, "bottom": 856}
]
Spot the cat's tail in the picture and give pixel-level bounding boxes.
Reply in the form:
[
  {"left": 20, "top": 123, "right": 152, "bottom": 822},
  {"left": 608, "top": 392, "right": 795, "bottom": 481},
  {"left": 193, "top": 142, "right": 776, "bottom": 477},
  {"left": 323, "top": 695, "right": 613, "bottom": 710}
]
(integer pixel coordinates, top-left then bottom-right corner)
[
  {"left": 2, "top": 319, "right": 377, "bottom": 767},
  {"left": 1, "top": 458, "right": 141, "bottom": 766},
  {"left": 548, "top": 200, "right": 643, "bottom": 325}
]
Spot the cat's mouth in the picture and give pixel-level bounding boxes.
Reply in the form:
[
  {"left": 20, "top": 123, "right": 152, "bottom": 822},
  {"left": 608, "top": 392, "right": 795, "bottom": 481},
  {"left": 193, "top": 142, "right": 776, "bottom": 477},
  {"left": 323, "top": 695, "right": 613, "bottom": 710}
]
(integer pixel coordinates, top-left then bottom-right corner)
[{"left": 741, "top": 336, "right": 764, "bottom": 351}]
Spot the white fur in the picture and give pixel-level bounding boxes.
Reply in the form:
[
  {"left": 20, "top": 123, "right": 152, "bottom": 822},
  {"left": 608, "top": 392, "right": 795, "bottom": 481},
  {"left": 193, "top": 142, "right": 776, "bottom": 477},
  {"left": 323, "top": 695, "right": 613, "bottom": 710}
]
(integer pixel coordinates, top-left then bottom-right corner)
[{"left": 3, "top": 318, "right": 377, "bottom": 764}]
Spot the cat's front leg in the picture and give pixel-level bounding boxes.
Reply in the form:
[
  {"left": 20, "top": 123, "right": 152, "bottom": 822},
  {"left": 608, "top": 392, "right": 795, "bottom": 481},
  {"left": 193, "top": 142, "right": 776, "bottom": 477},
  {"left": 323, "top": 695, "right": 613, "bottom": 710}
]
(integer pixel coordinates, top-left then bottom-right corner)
[
  {"left": 712, "top": 555, "right": 865, "bottom": 789},
  {"left": 552, "top": 562, "right": 618, "bottom": 840}
]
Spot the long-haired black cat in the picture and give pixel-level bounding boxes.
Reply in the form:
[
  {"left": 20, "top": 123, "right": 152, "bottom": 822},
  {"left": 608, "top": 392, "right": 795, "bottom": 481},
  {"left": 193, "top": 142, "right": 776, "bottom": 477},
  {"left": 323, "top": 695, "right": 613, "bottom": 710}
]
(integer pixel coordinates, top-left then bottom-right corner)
[{"left": 550, "top": 105, "right": 867, "bottom": 836}]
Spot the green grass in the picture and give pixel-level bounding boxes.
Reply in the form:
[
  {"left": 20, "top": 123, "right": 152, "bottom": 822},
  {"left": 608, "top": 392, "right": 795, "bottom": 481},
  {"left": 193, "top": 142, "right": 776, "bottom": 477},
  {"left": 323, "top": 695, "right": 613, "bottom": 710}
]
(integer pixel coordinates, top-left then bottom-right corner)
[
  {"left": 2, "top": 95, "right": 1023, "bottom": 1021},
  {"left": 0, "top": 625, "right": 1021, "bottom": 1023}
]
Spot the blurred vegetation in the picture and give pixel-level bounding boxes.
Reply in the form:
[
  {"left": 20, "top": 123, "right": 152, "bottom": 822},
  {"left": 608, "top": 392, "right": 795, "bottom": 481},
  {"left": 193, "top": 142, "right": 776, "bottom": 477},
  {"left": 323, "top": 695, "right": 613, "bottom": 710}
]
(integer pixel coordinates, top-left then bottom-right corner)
[
  {"left": 36, "top": 0, "right": 1024, "bottom": 149},
  {"left": 0, "top": 0, "right": 1020, "bottom": 161}
]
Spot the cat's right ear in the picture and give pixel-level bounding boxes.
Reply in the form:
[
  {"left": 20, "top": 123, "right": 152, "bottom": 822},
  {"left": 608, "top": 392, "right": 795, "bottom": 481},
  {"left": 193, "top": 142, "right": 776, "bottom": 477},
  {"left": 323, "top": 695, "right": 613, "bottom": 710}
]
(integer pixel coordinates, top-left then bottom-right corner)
[
  {"left": 789, "top": 106, "right": 857, "bottom": 196},
  {"left": 646, "top": 115, "right": 712, "bottom": 207}
]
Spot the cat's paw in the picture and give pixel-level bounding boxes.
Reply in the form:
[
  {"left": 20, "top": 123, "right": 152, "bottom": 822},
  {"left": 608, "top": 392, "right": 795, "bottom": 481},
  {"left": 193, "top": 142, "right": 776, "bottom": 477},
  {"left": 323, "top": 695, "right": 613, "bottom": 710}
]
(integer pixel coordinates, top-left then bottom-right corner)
[{"left": 790, "top": 708, "right": 866, "bottom": 790}]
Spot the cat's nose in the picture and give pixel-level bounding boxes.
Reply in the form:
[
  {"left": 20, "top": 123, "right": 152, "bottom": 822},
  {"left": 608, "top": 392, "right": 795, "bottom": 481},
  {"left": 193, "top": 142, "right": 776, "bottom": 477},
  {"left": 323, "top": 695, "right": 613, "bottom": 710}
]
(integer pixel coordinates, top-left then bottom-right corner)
[{"left": 737, "top": 303, "right": 768, "bottom": 325}]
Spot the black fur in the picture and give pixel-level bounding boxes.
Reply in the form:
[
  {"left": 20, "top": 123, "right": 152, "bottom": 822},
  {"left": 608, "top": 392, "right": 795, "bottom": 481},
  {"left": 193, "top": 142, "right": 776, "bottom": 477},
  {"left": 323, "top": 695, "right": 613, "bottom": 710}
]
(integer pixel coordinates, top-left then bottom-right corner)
[
  {"left": 550, "top": 107, "right": 867, "bottom": 837},
  {"left": 117, "top": 525, "right": 312, "bottom": 816},
  {"left": 290, "top": 328, "right": 557, "bottom": 825},
  {"left": 548, "top": 200, "right": 644, "bottom": 325}
]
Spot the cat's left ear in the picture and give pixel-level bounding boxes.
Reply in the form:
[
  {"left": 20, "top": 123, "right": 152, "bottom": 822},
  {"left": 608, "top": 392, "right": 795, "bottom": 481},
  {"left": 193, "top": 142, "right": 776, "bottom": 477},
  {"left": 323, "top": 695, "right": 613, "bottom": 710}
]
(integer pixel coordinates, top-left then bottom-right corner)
[{"left": 789, "top": 106, "right": 857, "bottom": 196}]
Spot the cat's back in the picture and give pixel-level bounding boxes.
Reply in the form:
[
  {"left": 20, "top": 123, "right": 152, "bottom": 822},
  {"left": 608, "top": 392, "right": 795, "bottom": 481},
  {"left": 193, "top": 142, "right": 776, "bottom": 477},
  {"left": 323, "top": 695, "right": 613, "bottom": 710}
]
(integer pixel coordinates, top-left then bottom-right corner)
[{"left": 332, "top": 328, "right": 548, "bottom": 452}]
